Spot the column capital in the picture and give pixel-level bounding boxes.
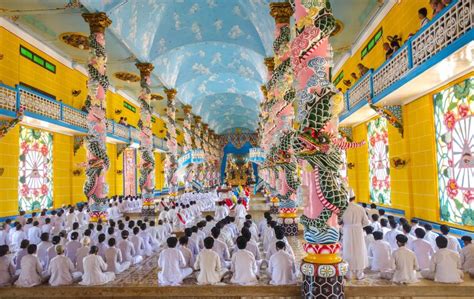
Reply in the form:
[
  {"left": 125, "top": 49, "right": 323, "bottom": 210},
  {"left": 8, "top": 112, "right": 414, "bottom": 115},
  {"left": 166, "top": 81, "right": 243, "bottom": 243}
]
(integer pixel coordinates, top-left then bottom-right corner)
[
  {"left": 264, "top": 57, "right": 275, "bottom": 73},
  {"left": 136, "top": 62, "right": 154, "bottom": 77},
  {"left": 82, "top": 12, "right": 111, "bottom": 34},
  {"left": 194, "top": 115, "right": 202, "bottom": 124},
  {"left": 182, "top": 104, "right": 193, "bottom": 114},
  {"left": 202, "top": 123, "right": 209, "bottom": 131},
  {"left": 269, "top": 2, "right": 293, "bottom": 24},
  {"left": 164, "top": 88, "right": 177, "bottom": 101},
  {"left": 260, "top": 85, "right": 268, "bottom": 99}
]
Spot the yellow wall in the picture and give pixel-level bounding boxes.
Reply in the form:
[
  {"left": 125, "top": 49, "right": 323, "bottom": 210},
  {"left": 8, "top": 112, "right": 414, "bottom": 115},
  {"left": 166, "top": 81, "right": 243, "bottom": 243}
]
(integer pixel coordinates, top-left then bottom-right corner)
[
  {"left": 0, "top": 126, "right": 20, "bottom": 217},
  {"left": 348, "top": 72, "right": 474, "bottom": 230},
  {"left": 334, "top": 0, "right": 434, "bottom": 92}
]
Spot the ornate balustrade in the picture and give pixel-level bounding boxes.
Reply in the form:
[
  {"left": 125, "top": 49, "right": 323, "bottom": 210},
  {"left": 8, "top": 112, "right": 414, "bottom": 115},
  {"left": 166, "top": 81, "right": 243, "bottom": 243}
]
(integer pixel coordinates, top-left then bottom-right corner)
[
  {"left": 0, "top": 83, "right": 168, "bottom": 152},
  {"left": 340, "top": 0, "right": 472, "bottom": 120}
]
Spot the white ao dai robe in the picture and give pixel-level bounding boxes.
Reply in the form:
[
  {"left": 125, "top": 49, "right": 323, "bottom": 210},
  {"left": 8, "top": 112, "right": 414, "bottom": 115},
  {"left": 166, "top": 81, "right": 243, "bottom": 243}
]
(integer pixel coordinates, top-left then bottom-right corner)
[
  {"left": 389, "top": 247, "right": 419, "bottom": 284},
  {"left": 15, "top": 254, "right": 45, "bottom": 287},
  {"left": 411, "top": 238, "right": 434, "bottom": 270},
  {"left": 79, "top": 254, "right": 115, "bottom": 285},
  {"left": 230, "top": 249, "right": 258, "bottom": 285},
  {"left": 0, "top": 255, "right": 15, "bottom": 286},
  {"left": 105, "top": 247, "right": 130, "bottom": 274},
  {"left": 461, "top": 243, "right": 474, "bottom": 272},
  {"left": 267, "top": 250, "right": 296, "bottom": 285},
  {"left": 194, "top": 249, "right": 225, "bottom": 285},
  {"left": 368, "top": 240, "right": 392, "bottom": 272},
  {"left": 422, "top": 248, "right": 463, "bottom": 283},
  {"left": 48, "top": 255, "right": 81, "bottom": 286},
  {"left": 157, "top": 248, "right": 193, "bottom": 286},
  {"left": 342, "top": 202, "right": 370, "bottom": 272}
]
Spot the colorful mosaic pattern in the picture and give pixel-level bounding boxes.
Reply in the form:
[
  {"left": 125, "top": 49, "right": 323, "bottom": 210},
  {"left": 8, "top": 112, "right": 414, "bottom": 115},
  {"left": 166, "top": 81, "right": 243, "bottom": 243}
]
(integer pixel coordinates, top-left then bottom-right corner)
[
  {"left": 368, "top": 117, "right": 391, "bottom": 205},
  {"left": 18, "top": 126, "right": 53, "bottom": 211},
  {"left": 123, "top": 148, "right": 136, "bottom": 196},
  {"left": 434, "top": 77, "right": 473, "bottom": 225}
]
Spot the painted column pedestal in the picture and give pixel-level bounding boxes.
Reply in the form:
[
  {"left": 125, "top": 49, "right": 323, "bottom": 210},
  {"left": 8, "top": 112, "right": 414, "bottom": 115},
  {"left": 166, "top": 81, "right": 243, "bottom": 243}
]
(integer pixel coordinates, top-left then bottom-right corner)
[
  {"left": 269, "top": 196, "right": 279, "bottom": 214},
  {"left": 301, "top": 244, "right": 348, "bottom": 298},
  {"left": 277, "top": 214, "right": 298, "bottom": 236}
]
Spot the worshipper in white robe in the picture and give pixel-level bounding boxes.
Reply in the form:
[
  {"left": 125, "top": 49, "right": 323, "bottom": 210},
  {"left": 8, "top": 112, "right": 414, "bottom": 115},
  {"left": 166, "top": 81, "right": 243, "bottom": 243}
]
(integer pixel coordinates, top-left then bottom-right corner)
[
  {"left": 118, "top": 230, "right": 143, "bottom": 265},
  {"left": 11, "top": 223, "right": 26, "bottom": 252},
  {"left": 48, "top": 245, "right": 82, "bottom": 286},
  {"left": 380, "top": 218, "right": 390, "bottom": 236},
  {"left": 139, "top": 223, "right": 158, "bottom": 256},
  {"left": 157, "top": 237, "right": 193, "bottom": 286},
  {"left": 41, "top": 218, "right": 52, "bottom": 235},
  {"left": 155, "top": 220, "right": 170, "bottom": 247},
  {"left": 15, "top": 244, "right": 49, "bottom": 287},
  {"left": 368, "top": 203, "right": 378, "bottom": 219},
  {"left": 342, "top": 193, "right": 370, "bottom": 280},
  {"left": 423, "top": 223, "right": 438, "bottom": 250},
  {"left": 385, "top": 220, "right": 403, "bottom": 251},
  {"left": 65, "top": 231, "right": 82, "bottom": 265},
  {"left": 130, "top": 227, "right": 145, "bottom": 257},
  {"left": 401, "top": 224, "right": 416, "bottom": 251},
  {"left": 27, "top": 221, "right": 42, "bottom": 245},
  {"left": 0, "top": 224, "right": 10, "bottom": 246},
  {"left": 421, "top": 235, "right": 463, "bottom": 283},
  {"left": 211, "top": 227, "right": 231, "bottom": 268},
  {"left": 380, "top": 234, "right": 419, "bottom": 284},
  {"left": 370, "top": 214, "right": 382, "bottom": 232},
  {"left": 0, "top": 245, "right": 15, "bottom": 286},
  {"left": 439, "top": 225, "right": 461, "bottom": 253},
  {"left": 37, "top": 233, "right": 52, "bottom": 269},
  {"left": 460, "top": 236, "right": 474, "bottom": 272},
  {"left": 47, "top": 236, "right": 61, "bottom": 266},
  {"left": 263, "top": 221, "right": 277, "bottom": 252},
  {"left": 258, "top": 212, "right": 271, "bottom": 238},
  {"left": 105, "top": 238, "right": 131, "bottom": 274},
  {"left": 178, "top": 236, "right": 194, "bottom": 268},
  {"left": 265, "top": 227, "right": 295, "bottom": 261},
  {"left": 363, "top": 226, "right": 375, "bottom": 253},
  {"left": 239, "top": 228, "right": 262, "bottom": 267},
  {"left": 14, "top": 239, "right": 29, "bottom": 272},
  {"left": 409, "top": 219, "right": 425, "bottom": 236},
  {"left": 267, "top": 241, "right": 297, "bottom": 285},
  {"left": 234, "top": 200, "right": 247, "bottom": 229},
  {"left": 411, "top": 228, "right": 435, "bottom": 270},
  {"left": 368, "top": 231, "right": 392, "bottom": 272},
  {"left": 76, "top": 236, "right": 91, "bottom": 274},
  {"left": 194, "top": 237, "right": 227, "bottom": 285},
  {"left": 230, "top": 236, "right": 258, "bottom": 285},
  {"left": 65, "top": 208, "right": 79, "bottom": 230},
  {"left": 184, "top": 228, "right": 200, "bottom": 257},
  {"left": 80, "top": 245, "right": 115, "bottom": 286},
  {"left": 17, "top": 211, "right": 27, "bottom": 226}
]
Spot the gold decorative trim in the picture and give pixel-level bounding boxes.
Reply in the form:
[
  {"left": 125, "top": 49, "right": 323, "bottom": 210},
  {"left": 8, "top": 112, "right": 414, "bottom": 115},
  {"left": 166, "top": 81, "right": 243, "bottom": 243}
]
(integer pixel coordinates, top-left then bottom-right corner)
[
  {"left": 59, "top": 32, "right": 89, "bottom": 50},
  {"left": 331, "top": 19, "right": 344, "bottom": 37},
  {"left": 151, "top": 94, "right": 164, "bottom": 101},
  {"left": 114, "top": 72, "right": 140, "bottom": 83}
]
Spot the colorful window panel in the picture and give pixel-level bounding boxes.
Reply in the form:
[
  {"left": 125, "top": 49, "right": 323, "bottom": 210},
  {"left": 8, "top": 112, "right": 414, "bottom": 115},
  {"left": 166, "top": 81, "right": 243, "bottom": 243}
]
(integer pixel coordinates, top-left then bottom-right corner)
[
  {"left": 18, "top": 126, "right": 53, "bottom": 211},
  {"left": 368, "top": 117, "right": 391, "bottom": 205},
  {"left": 123, "top": 148, "right": 137, "bottom": 196},
  {"left": 434, "top": 77, "right": 473, "bottom": 226}
]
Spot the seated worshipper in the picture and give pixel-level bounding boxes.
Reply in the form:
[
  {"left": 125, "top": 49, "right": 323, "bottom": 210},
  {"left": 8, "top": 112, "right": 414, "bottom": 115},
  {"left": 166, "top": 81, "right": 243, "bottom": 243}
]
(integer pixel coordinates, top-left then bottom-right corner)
[
  {"left": 190, "top": 226, "right": 203, "bottom": 250},
  {"left": 139, "top": 223, "right": 158, "bottom": 257},
  {"left": 410, "top": 219, "right": 425, "bottom": 236},
  {"left": 0, "top": 245, "right": 15, "bottom": 286},
  {"left": 47, "top": 236, "right": 61, "bottom": 265},
  {"left": 80, "top": 245, "right": 115, "bottom": 286},
  {"left": 421, "top": 236, "right": 463, "bottom": 283},
  {"left": 380, "top": 235, "right": 419, "bottom": 284},
  {"left": 385, "top": 220, "right": 403, "bottom": 251},
  {"left": 267, "top": 241, "right": 297, "bottom": 285},
  {"left": 380, "top": 218, "right": 390, "bottom": 236},
  {"left": 363, "top": 226, "right": 376, "bottom": 253},
  {"left": 37, "top": 233, "right": 52, "bottom": 269},
  {"left": 48, "top": 245, "right": 82, "bottom": 286},
  {"left": 0, "top": 223, "right": 10, "bottom": 246},
  {"left": 263, "top": 221, "right": 277, "bottom": 252},
  {"left": 155, "top": 220, "right": 170, "bottom": 246},
  {"left": 258, "top": 212, "right": 271, "bottom": 237},
  {"left": 14, "top": 239, "right": 30, "bottom": 272},
  {"left": 265, "top": 227, "right": 295, "bottom": 261},
  {"left": 402, "top": 224, "right": 416, "bottom": 250},
  {"left": 105, "top": 238, "right": 131, "bottom": 274},
  {"left": 65, "top": 208, "right": 78, "bottom": 230},
  {"left": 368, "top": 231, "right": 392, "bottom": 273},
  {"left": 130, "top": 227, "right": 145, "bottom": 257},
  {"left": 157, "top": 237, "right": 193, "bottom": 286},
  {"left": 215, "top": 201, "right": 228, "bottom": 221},
  {"left": 194, "top": 237, "right": 227, "bottom": 285},
  {"left": 440, "top": 225, "right": 461, "bottom": 253},
  {"left": 65, "top": 231, "right": 82, "bottom": 265},
  {"left": 371, "top": 214, "right": 382, "bottom": 232},
  {"left": 368, "top": 203, "right": 378, "bottom": 218},
  {"left": 178, "top": 236, "right": 194, "bottom": 268},
  {"left": 239, "top": 228, "right": 262, "bottom": 267},
  {"left": 11, "top": 223, "right": 26, "bottom": 252},
  {"left": 412, "top": 228, "right": 435, "bottom": 270},
  {"left": 424, "top": 223, "right": 438, "bottom": 250},
  {"left": 461, "top": 236, "right": 474, "bottom": 273},
  {"left": 27, "top": 221, "right": 42, "bottom": 245},
  {"left": 184, "top": 228, "right": 199, "bottom": 257},
  {"left": 230, "top": 236, "right": 258, "bottom": 285},
  {"left": 234, "top": 200, "right": 248, "bottom": 230},
  {"left": 118, "top": 230, "right": 143, "bottom": 265},
  {"left": 76, "top": 237, "right": 91, "bottom": 274},
  {"left": 15, "top": 244, "right": 49, "bottom": 287},
  {"left": 211, "top": 227, "right": 231, "bottom": 268}
]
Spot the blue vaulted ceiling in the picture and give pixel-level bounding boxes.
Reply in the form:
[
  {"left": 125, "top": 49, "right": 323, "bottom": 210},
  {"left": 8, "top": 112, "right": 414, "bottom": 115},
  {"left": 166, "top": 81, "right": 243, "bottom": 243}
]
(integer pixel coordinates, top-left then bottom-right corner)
[{"left": 2, "top": 0, "right": 384, "bottom": 134}]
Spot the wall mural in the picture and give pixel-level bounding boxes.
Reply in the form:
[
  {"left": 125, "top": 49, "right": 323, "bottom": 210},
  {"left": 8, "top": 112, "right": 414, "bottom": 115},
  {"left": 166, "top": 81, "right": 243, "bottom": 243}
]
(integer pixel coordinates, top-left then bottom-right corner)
[
  {"left": 368, "top": 117, "right": 391, "bottom": 205},
  {"left": 434, "top": 77, "right": 473, "bottom": 226},
  {"left": 18, "top": 126, "right": 53, "bottom": 211},
  {"left": 123, "top": 148, "right": 137, "bottom": 196}
]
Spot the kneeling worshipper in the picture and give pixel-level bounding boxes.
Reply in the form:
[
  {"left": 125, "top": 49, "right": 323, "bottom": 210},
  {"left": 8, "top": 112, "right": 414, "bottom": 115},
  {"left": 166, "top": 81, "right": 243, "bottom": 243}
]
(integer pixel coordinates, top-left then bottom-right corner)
[
  {"left": 47, "top": 245, "right": 82, "bottom": 286},
  {"left": 267, "top": 241, "right": 297, "bottom": 285},
  {"left": 380, "top": 234, "right": 419, "bottom": 284},
  {"left": 0, "top": 245, "right": 16, "bottom": 286},
  {"left": 105, "top": 238, "right": 131, "bottom": 274},
  {"left": 460, "top": 236, "right": 474, "bottom": 274},
  {"left": 230, "top": 236, "right": 258, "bottom": 285},
  {"left": 411, "top": 228, "right": 435, "bottom": 270},
  {"left": 368, "top": 231, "right": 392, "bottom": 273},
  {"left": 421, "top": 236, "right": 464, "bottom": 283},
  {"left": 158, "top": 237, "right": 193, "bottom": 286},
  {"left": 15, "top": 244, "right": 50, "bottom": 287},
  {"left": 118, "top": 230, "right": 143, "bottom": 265},
  {"left": 194, "top": 237, "right": 227, "bottom": 285},
  {"left": 80, "top": 246, "right": 116, "bottom": 286}
]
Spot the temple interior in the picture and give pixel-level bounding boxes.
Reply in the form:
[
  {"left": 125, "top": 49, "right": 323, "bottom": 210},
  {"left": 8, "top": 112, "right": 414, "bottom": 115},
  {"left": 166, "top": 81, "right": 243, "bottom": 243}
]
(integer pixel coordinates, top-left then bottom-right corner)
[{"left": 0, "top": 0, "right": 473, "bottom": 298}]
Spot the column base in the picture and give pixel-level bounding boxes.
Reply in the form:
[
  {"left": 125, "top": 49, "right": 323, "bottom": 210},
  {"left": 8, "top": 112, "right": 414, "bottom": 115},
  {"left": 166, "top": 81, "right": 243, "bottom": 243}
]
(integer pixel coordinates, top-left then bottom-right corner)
[
  {"left": 269, "top": 204, "right": 279, "bottom": 214},
  {"left": 277, "top": 217, "right": 298, "bottom": 236},
  {"left": 301, "top": 260, "right": 348, "bottom": 298}
]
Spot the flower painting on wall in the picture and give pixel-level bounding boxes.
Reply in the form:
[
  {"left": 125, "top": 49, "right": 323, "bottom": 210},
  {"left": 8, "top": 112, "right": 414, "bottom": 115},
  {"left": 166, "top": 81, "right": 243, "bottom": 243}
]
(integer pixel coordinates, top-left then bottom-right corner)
[
  {"left": 368, "top": 117, "right": 391, "bottom": 205},
  {"left": 123, "top": 148, "right": 137, "bottom": 196},
  {"left": 18, "top": 126, "right": 53, "bottom": 211},
  {"left": 434, "top": 77, "right": 473, "bottom": 226}
]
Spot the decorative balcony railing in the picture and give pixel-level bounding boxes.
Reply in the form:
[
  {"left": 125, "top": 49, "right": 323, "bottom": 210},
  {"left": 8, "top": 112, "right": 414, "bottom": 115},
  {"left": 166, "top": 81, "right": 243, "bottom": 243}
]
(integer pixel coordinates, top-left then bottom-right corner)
[
  {"left": 340, "top": 0, "right": 472, "bottom": 120},
  {"left": 0, "top": 83, "right": 168, "bottom": 152}
]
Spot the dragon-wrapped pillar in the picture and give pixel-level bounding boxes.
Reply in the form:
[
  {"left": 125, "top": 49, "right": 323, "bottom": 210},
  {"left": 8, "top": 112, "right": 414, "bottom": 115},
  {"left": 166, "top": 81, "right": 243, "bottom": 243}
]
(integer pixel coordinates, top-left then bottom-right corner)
[
  {"left": 82, "top": 12, "right": 111, "bottom": 222},
  {"left": 290, "top": 0, "right": 348, "bottom": 297},
  {"left": 136, "top": 63, "right": 156, "bottom": 216},
  {"left": 182, "top": 105, "right": 194, "bottom": 190},
  {"left": 164, "top": 88, "right": 178, "bottom": 197}
]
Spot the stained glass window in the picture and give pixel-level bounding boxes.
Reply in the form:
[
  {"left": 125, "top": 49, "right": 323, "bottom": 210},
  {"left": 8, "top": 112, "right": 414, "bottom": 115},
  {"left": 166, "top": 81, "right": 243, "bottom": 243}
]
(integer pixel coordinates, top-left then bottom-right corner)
[
  {"left": 368, "top": 117, "right": 391, "bottom": 205},
  {"left": 434, "top": 77, "right": 473, "bottom": 226},
  {"left": 18, "top": 126, "right": 53, "bottom": 211}
]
